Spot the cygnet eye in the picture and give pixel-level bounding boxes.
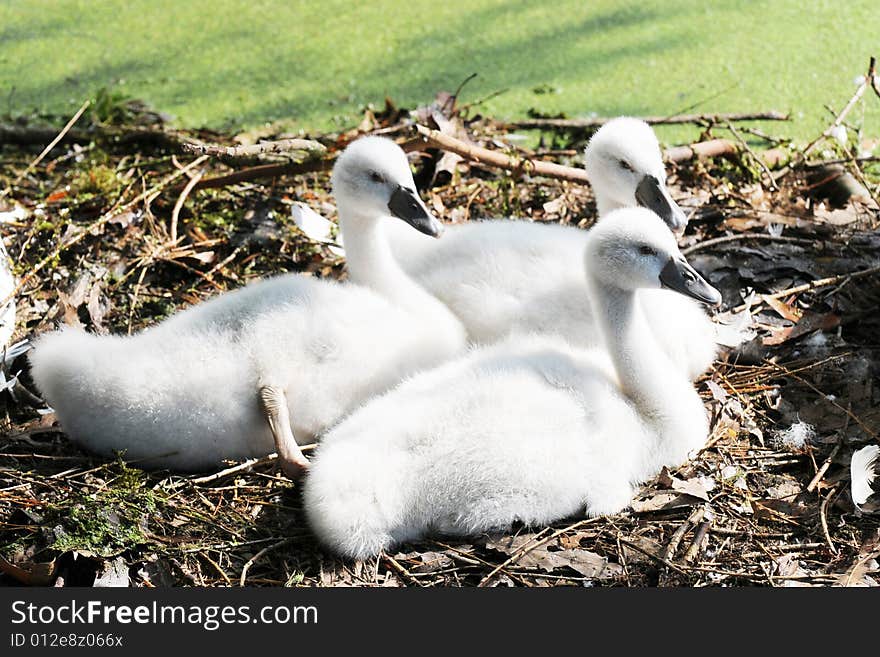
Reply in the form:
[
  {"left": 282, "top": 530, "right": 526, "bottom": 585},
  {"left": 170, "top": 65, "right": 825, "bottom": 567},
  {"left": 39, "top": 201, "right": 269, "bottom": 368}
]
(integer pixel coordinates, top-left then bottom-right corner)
[
  {"left": 369, "top": 171, "right": 386, "bottom": 184},
  {"left": 618, "top": 159, "right": 634, "bottom": 172},
  {"left": 638, "top": 245, "right": 657, "bottom": 256}
]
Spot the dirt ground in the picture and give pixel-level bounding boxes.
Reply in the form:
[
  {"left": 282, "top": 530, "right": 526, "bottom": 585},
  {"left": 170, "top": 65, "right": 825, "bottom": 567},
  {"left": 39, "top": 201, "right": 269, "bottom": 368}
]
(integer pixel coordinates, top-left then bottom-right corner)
[{"left": 1, "top": 96, "right": 879, "bottom": 587}]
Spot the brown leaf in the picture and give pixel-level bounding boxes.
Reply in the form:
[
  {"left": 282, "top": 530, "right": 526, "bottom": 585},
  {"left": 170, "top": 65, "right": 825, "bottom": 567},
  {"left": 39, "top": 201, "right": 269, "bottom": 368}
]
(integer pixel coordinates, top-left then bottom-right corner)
[
  {"left": 763, "top": 295, "right": 802, "bottom": 322},
  {"left": 631, "top": 491, "right": 703, "bottom": 513},
  {"left": 762, "top": 311, "right": 841, "bottom": 346},
  {"left": 485, "top": 535, "right": 622, "bottom": 579}
]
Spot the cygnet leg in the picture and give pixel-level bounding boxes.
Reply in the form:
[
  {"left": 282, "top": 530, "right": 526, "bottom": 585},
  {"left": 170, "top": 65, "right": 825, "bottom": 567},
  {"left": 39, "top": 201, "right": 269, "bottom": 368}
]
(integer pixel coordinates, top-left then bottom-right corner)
[{"left": 259, "top": 384, "right": 310, "bottom": 479}]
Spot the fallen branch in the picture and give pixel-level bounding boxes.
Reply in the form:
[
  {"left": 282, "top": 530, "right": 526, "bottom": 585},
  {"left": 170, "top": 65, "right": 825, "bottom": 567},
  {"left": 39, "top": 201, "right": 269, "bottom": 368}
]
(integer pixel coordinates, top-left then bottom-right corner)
[
  {"left": 505, "top": 111, "right": 789, "bottom": 131},
  {"left": 415, "top": 124, "right": 590, "bottom": 183},
  {"left": 191, "top": 130, "right": 741, "bottom": 192},
  {"left": 182, "top": 137, "right": 325, "bottom": 158},
  {"left": 664, "top": 139, "right": 738, "bottom": 163},
  {"left": 681, "top": 233, "right": 815, "bottom": 256}
]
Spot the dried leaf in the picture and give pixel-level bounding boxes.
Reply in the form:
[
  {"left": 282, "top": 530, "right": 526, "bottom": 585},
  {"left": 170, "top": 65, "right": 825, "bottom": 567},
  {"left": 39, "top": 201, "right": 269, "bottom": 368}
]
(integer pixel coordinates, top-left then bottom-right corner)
[
  {"left": 485, "top": 535, "right": 622, "bottom": 579},
  {"left": 762, "top": 311, "right": 840, "bottom": 346},
  {"left": 631, "top": 491, "right": 702, "bottom": 513}
]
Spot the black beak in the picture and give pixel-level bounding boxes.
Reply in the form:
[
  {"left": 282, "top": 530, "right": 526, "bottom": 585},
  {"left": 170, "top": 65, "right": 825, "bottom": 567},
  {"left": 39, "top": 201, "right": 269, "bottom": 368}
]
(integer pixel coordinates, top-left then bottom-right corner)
[
  {"left": 387, "top": 185, "right": 443, "bottom": 238},
  {"left": 659, "top": 257, "right": 722, "bottom": 306},
  {"left": 635, "top": 175, "right": 688, "bottom": 234}
]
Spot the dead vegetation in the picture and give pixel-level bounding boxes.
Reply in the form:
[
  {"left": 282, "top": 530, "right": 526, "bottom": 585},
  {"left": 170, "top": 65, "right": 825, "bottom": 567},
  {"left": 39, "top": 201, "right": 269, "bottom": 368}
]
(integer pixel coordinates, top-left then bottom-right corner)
[{"left": 1, "top": 65, "right": 879, "bottom": 587}]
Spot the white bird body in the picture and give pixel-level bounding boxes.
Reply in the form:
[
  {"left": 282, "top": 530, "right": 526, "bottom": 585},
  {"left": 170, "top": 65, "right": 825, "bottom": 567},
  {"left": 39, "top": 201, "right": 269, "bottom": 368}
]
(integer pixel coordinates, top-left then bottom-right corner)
[
  {"left": 29, "top": 137, "right": 466, "bottom": 471},
  {"left": 305, "top": 208, "right": 719, "bottom": 559},
  {"left": 378, "top": 118, "right": 716, "bottom": 379}
]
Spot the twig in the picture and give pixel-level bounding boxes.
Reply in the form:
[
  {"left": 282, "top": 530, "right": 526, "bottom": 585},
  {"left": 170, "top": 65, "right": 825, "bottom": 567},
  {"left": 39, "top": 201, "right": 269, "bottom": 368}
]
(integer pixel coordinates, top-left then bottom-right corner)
[
  {"left": 871, "top": 55, "right": 880, "bottom": 99},
  {"left": 730, "top": 263, "right": 880, "bottom": 314},
  {"left": 684, "top": 519, "right": 712, "bottom": 563},
  {"left": 725, "top": 121, "right": 778, "bottom": 191},
  {"left": 681, "top": 233, "right": 814, "bottom": 256},
  {"left": 775, "top": 56, "right": 878, "bottom": 180},
  {"left": 616, "top": 537, "right": 690, "bottom": 575},
  {"left": 188, "top": 455, "right": 278, "bottom": 485},
  {"left": 382, "top": 554, "right": 423, "bottom": 587},
  {"left": 801, "top": 57, "right": 876, "bottom": 159},
  {"left": 505, "top": 111, "right": 790, "bottom": 131},
  {"left": 170, "top": 167, "right": 205, "bottom": 243},
  {"left": 806, "top": 435, "right": 845, "bottom": 493},
  {"left": 200, "top": 552, "right": 233, "bottom": 585},
  {"left": 182, "top": 138, "right": 325, "bottom": 158},
  {"left": 1, "top": 100, "right": 91, "bottom": 200},
  {"left": 239, "top": 538, "right": 293, "bottom": 586},
  {"left": 663, "top": 506, "right": 704, "bottom": 561},
  {"left": 186, "top": 446, "right": 317, "bottom": 486},
  {"left": 819, "top": 486, "right": 840, "bottom": 555}
]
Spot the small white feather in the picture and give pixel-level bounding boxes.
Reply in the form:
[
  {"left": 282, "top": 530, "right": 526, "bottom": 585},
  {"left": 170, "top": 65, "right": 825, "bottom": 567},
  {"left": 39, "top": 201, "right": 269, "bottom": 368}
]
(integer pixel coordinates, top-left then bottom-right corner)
[
  {"left": 829, "top": 125, "right": 849, "bottom": 148},
  {"left": 851, "top": 445, "right": 880, "bottom": 507},
  {"left": 0, "top": 238, "right": 16, "bottom": 348},
  {"left": 0, "top": 205, "right": 28, "bottom": 224},
  {"left": 291, "top": 202, "right": 334, "bottom": 242}
]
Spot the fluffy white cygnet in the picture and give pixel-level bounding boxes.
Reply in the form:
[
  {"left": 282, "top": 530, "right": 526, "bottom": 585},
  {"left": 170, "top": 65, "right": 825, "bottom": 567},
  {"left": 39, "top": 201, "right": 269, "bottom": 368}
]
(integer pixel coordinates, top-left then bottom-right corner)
[
  {"left": 378, "top": 118, "right": 717, "bottom": 380},
  {"left": 29, "top": 137, "right": 466, "bottom": 474},
  {"left": 304, "top": 207, "right": 721, "bottom": 560}
]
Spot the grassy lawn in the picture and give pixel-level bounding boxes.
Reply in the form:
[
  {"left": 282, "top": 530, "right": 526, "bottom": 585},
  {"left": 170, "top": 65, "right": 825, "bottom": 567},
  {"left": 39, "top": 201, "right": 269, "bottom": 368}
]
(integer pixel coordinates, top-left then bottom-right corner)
[{"left": 1, "top": 0, "right": 878, "bottom": 143}]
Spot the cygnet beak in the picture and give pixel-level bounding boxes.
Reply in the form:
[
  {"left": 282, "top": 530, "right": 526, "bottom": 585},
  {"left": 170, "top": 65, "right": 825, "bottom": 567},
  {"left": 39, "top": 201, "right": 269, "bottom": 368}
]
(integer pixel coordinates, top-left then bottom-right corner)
[
  {"left": 659, "top": 257, "right": 722, "bottom": 307},
  {"left": 635, "top": 175, "right": 688, "bottom": 235},
  {"left": 388, "top": 185, "right": 444, "bottom": 238}
]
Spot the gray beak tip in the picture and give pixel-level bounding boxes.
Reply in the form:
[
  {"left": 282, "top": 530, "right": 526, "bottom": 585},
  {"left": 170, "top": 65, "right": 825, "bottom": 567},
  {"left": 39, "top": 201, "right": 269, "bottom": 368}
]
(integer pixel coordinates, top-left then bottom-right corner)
[
  {"left": 659, "top": 257, "right": 722, "bottom": 307},
  {"left": 388, "top": 185, "right": 440, "bottom": 238}
]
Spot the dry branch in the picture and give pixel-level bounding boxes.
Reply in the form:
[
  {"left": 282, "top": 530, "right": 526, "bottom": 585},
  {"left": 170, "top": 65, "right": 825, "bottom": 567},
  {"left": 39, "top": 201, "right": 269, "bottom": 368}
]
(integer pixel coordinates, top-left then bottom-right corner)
[
  {"left": 775, "top": 56, "right": 879, "bottom": 181},
  {"left": 731, "top": 263, "right": 880, "bottom": 314},
  {"left": 505, "top": 111, "right": 789, "bottom": 131},
  {"left": 664, "top": 139, "right": 738, "bottom": 163},
  {"left": 182, "top": 138, "right": 326, "bottom": 158},
  {"left": 414, "top": 124, "right": 590, "bottom": 183}
]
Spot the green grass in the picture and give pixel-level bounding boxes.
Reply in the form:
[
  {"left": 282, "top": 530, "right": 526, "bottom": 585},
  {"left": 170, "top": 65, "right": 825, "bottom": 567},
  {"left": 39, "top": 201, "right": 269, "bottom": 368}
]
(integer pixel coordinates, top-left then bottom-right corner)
[{"left": 1, "top": 0, "right": 878, "bottom": 144}]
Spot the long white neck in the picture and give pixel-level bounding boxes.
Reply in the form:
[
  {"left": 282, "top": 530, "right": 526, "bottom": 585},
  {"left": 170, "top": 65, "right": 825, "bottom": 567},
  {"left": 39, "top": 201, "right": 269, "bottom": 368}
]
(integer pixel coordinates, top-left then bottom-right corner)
[
  {"left": 338, "top": 204, "right": 464, "bottom": 338},
  {"left": 588, "top": 275, "right": 704, "bottom": 472},
  {"left": 594, "top": 190, "right": 625, "bottom": 218}
]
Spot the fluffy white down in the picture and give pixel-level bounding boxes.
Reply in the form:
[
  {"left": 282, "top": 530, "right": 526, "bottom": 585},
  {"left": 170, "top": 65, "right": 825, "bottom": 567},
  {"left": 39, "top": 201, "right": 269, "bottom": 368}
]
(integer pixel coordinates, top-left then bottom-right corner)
[
  {"left": 379, "top": 118, "right": 716, "bottom": 380},
  {"left": 305, "top": 208, "right": 712, "bottom": 559},
  {"left": 28, "top": 136, "right": 466, "bottom": 471}
]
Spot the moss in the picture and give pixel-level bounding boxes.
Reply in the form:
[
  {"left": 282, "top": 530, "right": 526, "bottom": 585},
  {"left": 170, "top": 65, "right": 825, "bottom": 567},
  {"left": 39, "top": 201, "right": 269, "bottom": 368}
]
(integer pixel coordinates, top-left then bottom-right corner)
[
  {"left": 72, "top": 164, "right": 122, "bottom": 199},
  {"left": 47, "top": 462, "right": 160, "bottom": 557}
]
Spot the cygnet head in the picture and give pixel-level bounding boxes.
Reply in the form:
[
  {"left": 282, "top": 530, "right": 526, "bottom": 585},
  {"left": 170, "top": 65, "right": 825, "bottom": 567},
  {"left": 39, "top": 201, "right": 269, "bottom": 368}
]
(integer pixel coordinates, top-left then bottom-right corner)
[
  {"left": 584, "top": 118, "right": 688, "bottom": 234},
  {"left": 331, "top": 136, "right": 443, "bottom": 237},
  {"left": 585, "top": 207, "right": 721, "bottom": 306}
]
